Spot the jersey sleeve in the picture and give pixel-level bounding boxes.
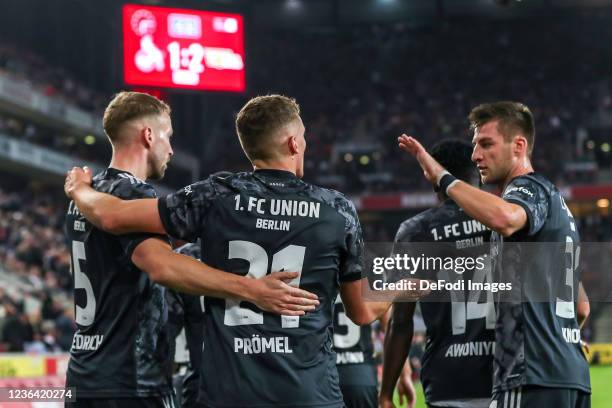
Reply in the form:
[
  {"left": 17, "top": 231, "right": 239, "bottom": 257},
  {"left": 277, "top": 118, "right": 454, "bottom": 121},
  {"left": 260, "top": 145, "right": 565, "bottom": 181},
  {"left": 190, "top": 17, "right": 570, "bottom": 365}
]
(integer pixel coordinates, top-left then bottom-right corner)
[
  {"left": 339, "top": 198, "right": 364, "bottom": 283},
  {"left": 158, "top": 178, "right": 218, "bottom": 242},
  {"left": 503, "top": 176, "right": 549, "bottom": 236},
  {"left": 110, "top": 179, "right": 169, "bottom": 260}
]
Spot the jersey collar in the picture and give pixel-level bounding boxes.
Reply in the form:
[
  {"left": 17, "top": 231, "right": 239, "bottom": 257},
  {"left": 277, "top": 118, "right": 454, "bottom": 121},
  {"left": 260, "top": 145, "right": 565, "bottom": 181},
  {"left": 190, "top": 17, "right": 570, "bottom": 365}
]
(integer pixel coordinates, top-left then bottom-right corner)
[{"left": 253, "top": 169, "right": 299, "bottom": 180}]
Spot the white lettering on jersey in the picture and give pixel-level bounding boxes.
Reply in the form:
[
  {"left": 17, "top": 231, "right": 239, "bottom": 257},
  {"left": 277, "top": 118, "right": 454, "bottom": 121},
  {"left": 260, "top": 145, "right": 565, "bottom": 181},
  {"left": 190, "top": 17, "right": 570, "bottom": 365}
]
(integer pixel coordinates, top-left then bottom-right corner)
[
  {"left": 504, "top": 186, "right": 534, "bottom": 198},
  {"left": 336, "top": 351, "right": 365, "bottom": 364},
  {"left": 71, "top": 334, "right": 104, "bottom": 351},
  {"left": 562, "top": 327, "right": 581, "bottom": 344},
  {"left": 233, "top": 336, "right": 293, "bottom": 354},
  {"left": 73, "top": 220, "right": 86, "bottom": 232},
  {"left": 237, "top": 196, "right": 321, "bottom": 219},
  {"left": 444, "top": 341, "right": 495, "bottom": 358},
  {"left": 456, "top": 236, "right": 484, "bottom": 249},
  {"left": 255, "top": 218, "right": 291, "bottom": 231}
]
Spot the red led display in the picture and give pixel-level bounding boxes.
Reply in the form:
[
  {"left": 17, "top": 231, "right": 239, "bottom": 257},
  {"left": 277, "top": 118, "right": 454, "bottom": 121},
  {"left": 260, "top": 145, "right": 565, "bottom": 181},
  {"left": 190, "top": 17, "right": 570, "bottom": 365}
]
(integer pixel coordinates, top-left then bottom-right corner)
[{"left": 123, "top": 4, "right": 245, "bottom": 92}]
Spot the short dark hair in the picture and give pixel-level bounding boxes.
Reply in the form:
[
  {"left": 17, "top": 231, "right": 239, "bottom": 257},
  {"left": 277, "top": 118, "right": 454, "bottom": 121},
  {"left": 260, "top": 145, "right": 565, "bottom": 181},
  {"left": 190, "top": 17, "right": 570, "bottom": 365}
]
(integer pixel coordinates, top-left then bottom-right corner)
[
  {"left": 468, "top": 101, "right": 535, "bottom": 155},
  {"left": 103, "top": 91, "right": 170, "bottom": 144},
  {"left": 235, "top": 95, "right": 301, "bottom": 161},
  {"left": 431, "top": 138, "right": 477, "bottom": 184}
]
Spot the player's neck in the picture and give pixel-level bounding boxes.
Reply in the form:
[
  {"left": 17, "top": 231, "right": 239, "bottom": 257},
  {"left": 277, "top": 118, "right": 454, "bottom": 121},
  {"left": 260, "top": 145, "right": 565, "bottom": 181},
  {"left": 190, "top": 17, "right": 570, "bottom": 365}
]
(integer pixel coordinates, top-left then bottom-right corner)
[
  {"left": 251, "top": 159, "right": 296, "bottom": 176},
  {"left": 500, "top": 157, "right": 534, "bottom": 189},
  {"left": 109, "top": 149, "right": 149, "bottom": 181}
]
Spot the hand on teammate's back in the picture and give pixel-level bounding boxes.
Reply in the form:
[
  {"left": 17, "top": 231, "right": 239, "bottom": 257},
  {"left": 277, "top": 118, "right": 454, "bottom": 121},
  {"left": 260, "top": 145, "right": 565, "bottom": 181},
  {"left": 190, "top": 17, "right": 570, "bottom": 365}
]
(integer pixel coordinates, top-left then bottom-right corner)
[
  {"left": 64, "top": 166, "right": 93, "bottom": 199},
  {"left": 251, "top": 271, "right": 319, "bottom": 316},
  {"left": 397, "top": 134, "right": 445, "bottom": 185}
]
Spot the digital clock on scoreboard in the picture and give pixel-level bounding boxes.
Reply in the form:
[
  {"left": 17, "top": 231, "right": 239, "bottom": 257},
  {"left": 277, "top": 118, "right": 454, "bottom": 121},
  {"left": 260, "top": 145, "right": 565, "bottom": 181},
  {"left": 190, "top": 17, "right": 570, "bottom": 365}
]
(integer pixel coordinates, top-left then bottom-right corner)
[{"left": 123, "top": 4, "right": 245, "bottom": 92}]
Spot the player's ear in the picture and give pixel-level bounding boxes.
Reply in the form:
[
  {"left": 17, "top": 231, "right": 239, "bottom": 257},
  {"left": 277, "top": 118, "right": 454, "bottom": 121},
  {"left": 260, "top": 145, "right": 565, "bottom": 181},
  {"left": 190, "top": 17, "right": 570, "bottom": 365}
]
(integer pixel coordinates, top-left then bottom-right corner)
[
  {"left": 141, "top": 126, "right": 154, "bottom": 149},
  {"left": 288, "top": 136, "right": 299, "bottom": 156},
  {"left": 513, "top": 135, "right": 527, "bottom": 156}
]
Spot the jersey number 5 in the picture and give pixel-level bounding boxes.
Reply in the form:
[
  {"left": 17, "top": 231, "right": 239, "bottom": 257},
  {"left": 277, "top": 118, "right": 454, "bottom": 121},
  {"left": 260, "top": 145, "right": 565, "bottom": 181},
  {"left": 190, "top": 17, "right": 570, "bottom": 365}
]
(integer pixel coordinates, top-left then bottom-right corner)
[
  {"left": 71, "top": 241, "right": 97, "bottom": 327},
  {"left": 224, "top": 240, "right": 306, "bottom": 328}
]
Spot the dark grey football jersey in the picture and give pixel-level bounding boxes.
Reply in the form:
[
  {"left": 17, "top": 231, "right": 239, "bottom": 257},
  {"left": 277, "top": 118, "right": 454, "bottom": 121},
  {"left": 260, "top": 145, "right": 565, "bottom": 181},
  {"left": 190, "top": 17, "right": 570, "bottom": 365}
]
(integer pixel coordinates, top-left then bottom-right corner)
[
  {"left": 64, "top": 168, "right": 171, "bottom": 398},
  {"left": 157, "top": 169, "right": 363, "bottom": 408},
  {"left": 491, "top": 173, "right": 590, "bottom": 393},
  {"left": 166, "top": 243, "right": 205, "bottom": 408},
  {"left": 333, "top": 297, "right": 377, "bottom": 387},
  {"left": 394, "top": 199, "right": 494, "bottom": 404}
]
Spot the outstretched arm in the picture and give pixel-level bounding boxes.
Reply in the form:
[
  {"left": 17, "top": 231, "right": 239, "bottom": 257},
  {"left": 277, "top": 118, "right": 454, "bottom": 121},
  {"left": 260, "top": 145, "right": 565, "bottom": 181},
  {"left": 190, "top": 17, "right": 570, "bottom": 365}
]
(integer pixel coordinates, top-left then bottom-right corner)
[
  {"left": 132, "top": 238, "right": 319, "bottom": 316},
  {"left": 398, "top": 135, "right": 527, "bottom": 237},
  {"left": 65, "top": 167, "right": 165, "bottom": 235}
]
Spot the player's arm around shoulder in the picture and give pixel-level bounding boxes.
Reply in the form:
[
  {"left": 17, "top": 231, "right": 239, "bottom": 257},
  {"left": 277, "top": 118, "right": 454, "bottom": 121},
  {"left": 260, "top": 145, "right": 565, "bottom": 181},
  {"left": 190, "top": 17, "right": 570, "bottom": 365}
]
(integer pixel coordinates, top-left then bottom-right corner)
[
  {"left": 131, "top": 238, "right": 319, "bottom": 315},
  {"left": 64, "top": 166, "right": 164, "bottom": 235}
]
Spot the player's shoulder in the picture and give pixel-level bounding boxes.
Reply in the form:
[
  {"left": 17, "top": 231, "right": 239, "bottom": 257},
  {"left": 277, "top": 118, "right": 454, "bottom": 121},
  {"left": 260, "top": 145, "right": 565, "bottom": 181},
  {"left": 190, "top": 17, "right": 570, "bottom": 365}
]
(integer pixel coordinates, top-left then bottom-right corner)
[
  {"left": 504, "top": 172, "right": 554, "bottom": 198},
  {"left": 306, "top": 184, "right": 358, "bottom": 218},
  {"left": 395, "top": 207, "right": 437, "bottom": 243},
  {"left": 198, "top": 171, "right": 261, "bottom": 196},
  {"left": 93, "top": 168, "right": 157, "bottom": 200},
  {"left": 172, "top": 171, "right": 238, "bottom": 201},
  {"left": 299, "top": 183, "right": 360, "bottom": 231}
]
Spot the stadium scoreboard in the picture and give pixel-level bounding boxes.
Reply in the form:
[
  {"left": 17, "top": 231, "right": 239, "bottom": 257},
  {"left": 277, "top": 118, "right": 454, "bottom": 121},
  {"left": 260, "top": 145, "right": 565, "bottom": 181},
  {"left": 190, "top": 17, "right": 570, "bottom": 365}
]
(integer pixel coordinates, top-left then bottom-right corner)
[{"left": 123, "top": 4, "right": 245, "bottom": 92}]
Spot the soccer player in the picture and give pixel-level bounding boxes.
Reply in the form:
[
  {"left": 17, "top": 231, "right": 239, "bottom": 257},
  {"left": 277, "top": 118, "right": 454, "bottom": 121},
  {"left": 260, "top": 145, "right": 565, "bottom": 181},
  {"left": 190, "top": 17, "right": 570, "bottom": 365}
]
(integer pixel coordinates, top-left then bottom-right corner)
[
  {"left": 398, "top": 102, "right": 591, "bottom": 408},
  {"left": 379, "top": 139, "right": 494, "bottom": 408},
  {"left": 333, "top": 296, "right": 379, "bottom": 408},
  {"left": 64, "top": 95, "right": 405, "bottom": 407},
  {"left": 64, "top": 92, "right": 318, "bottom": 408},
  {"left": 166, "top": 242, "right": 205, "bottom": 408}
]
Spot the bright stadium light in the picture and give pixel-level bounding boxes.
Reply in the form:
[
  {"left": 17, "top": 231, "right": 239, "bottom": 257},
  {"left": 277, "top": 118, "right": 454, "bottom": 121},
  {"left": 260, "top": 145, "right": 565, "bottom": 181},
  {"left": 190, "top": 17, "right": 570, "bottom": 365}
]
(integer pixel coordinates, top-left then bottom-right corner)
[
  {"left": 344, "top": 153, "right": 354, "bottom": 162},
  {"left": 602, "top": 142, "right": 611, "bottom": 153},
  {"left": 596, "top": 198, "right": 610, "bottom": 209},
  {"left": 359, "top": 155, "right": 370, "bottom": 165}
]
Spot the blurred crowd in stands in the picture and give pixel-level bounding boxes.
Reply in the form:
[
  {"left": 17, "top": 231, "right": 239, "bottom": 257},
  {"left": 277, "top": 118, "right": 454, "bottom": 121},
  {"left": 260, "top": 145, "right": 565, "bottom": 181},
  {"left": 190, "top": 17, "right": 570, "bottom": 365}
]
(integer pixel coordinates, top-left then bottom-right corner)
[
  {"left": 2, "top": 17, "right": 612, "bottom": 193},
  {"left": 0, "top": 187, "right": 75, "bottom": 352},
  {"left": 0, "top": 42, "right": 107, "bottom": 113},
  {"left": 0, "top": 112, "right": 109, "bottom": 164},
  {"left": 243, "top": 17, "right": 612, "bottom": 193}
]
